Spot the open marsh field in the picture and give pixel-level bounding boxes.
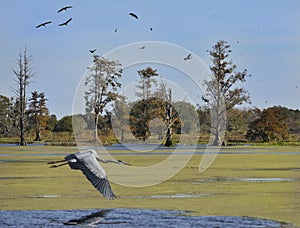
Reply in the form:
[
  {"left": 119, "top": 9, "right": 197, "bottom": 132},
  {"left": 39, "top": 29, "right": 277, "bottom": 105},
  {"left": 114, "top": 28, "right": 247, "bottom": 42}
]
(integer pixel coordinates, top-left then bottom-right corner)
[{"left": 0, "top": 145, "right": 299, "bottom": 227}]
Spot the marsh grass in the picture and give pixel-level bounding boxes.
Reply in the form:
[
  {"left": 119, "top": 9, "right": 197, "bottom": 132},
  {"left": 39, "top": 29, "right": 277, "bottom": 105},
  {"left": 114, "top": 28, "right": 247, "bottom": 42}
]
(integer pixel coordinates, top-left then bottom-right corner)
[{"left": 0, "top": 145, "right": 299, "bottom": 226}]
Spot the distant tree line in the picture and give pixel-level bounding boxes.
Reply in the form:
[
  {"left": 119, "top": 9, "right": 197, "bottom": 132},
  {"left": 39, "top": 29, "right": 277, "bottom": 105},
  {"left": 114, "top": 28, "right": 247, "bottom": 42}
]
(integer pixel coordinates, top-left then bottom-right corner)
[
  {"left": 3, "top": 42, "right": 300, "bottom": 145},
  {"left": 1, "top": 92, "right": 299, "bottom": 143}
]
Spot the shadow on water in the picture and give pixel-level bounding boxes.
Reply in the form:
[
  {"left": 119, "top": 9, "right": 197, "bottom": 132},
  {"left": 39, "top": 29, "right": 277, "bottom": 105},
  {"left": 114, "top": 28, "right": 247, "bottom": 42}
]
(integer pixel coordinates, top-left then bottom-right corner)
[
  {"left": 63, "top": 209, "right": 125, "bottom": 226},
  {"left": 0, "top": 209, "right": 295, "bottom": 227}
]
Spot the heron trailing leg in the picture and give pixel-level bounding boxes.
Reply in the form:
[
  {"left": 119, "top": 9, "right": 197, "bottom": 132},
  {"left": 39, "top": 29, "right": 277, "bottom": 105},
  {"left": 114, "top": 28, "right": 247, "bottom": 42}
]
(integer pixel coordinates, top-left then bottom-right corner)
[
  {"left": 48, "top": 159, "right": 68, "bottom": 168},
  {"left": 49, "top": 162, "right": 68, "bottom": 168},
  {"left": 47, "top": 159, "right": 66, "bottom": 164}
]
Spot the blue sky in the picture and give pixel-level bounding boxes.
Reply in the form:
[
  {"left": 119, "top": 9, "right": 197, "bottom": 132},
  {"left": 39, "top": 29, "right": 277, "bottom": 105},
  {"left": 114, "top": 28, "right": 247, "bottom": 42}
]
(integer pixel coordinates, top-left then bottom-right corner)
[{"left": 1, "top": 0, "right": 299, "bottom": 118}]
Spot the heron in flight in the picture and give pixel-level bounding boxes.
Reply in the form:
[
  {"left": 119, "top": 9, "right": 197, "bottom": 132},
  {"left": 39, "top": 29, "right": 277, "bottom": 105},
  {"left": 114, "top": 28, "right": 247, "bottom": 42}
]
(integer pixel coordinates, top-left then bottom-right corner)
[
  {"left": 35, "top": 21, "right": 52, "bottom": 28},
  {"left": 59, "top": 18, "right": 72, "bottom": 26},
  {"left": 184, "top": 53, "right": 192, "bottom": 61},
  {"left": 57, "top": 6, "right": 73, "bottom": 13},
  {"left": 129, "top": 12, "right": 138, "bottom": 19},
  {"left": 48, "top": 149, "right": 131, "bottom": 200}
]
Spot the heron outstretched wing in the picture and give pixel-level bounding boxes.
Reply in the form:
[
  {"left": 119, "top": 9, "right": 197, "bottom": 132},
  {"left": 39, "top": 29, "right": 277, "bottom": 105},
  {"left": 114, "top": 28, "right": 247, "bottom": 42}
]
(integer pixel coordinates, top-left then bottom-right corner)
[{"left": 69, "top": 152, "right": 116, "bottom": 199}]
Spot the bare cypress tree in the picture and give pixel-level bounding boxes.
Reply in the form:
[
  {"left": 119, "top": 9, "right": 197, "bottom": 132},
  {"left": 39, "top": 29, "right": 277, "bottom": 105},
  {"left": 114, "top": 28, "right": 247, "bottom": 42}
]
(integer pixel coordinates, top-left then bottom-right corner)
[
  {"left": 203, "top": 40, "right": 251, "bottom": 146},
  {"left": 85, "top": 55, "right": 122, "bottom": 143},
  {"left": 12, "top": 48, "right": 34, "bottom": 146},
  {"left": 164, "top": 88, "right": 173, "bottom": 146}
]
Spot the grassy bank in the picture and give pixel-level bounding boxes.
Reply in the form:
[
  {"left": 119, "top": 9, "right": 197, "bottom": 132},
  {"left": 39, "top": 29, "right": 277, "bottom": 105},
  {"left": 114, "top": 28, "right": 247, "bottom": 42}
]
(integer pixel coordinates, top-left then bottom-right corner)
[{"left": 0, "top": 146, "right": 299, "bottom": 226}]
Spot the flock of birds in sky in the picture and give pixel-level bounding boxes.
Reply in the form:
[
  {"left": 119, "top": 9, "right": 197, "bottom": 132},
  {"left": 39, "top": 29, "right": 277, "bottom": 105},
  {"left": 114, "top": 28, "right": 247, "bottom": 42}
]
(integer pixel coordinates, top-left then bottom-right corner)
[
  {"left": 35, "top": 5, "right": 73, "bottom": 28},
  {"left": 35, "top": 7, "right": 192, "bottom": 61},
  {"left": 39, "top": 8, "right": 193, "bottom": 200}
]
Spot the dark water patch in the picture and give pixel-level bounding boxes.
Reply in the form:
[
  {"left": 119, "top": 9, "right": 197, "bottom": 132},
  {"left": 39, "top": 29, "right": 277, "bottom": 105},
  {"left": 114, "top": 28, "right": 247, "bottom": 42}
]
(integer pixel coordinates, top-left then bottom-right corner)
[
  {"left": 241, "top": 167, "right": 300, "bottom": 172},
  {"left": 0, "top": 153, "right": 66, "bottom": 157},
  {"left": 0, "top": 209, "right": 294, "bottom": 227},
  {"left": 0, "top": 143, "right": 45, "bottom": 147},
  {"left": 31, "top": 195, "right": 61, "bottom": 199},
  {"left": 194, "top": 177, "right": 296, "bottom": 184},
  {"left": 123, "top": 193, "right": 211, "bottom": 199},
  {"left": 0, "top": 176, "right": 74, "bottom": 181}
]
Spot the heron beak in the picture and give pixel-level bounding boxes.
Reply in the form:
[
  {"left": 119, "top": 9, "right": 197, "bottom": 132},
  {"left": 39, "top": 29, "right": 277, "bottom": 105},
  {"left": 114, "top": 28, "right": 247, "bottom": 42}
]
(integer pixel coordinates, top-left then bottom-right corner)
[{"left": 118, "top": 160, "right": 132, "bottom": 166}]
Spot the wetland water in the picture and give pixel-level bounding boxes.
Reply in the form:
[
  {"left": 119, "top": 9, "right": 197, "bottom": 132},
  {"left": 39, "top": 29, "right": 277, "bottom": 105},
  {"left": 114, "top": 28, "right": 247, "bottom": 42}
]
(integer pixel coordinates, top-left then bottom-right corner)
[
  {"left": 1, "top": 145, "right": 299, "bottom": 227},
  {"left": 0, "top": 209, "right": 293, "bottom": 227}
]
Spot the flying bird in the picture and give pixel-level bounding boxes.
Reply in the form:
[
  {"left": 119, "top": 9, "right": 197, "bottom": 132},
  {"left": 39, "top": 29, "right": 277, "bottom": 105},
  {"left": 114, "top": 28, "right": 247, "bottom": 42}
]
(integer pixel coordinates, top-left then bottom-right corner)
[
  {"left": 184, "top": 53, "right": 192, "bottom": 61},
  {"left": 57, "top": 6, "right": 73, "bottom": 13},
  {"left": 129, "top": 12, "right": 138, "bottom": 19},
  {"left": 139, "top": 46, "right": 145, "bottom": 50},
  {"left": 202, "top": 96, "right": 209, "bottom": 103},
  {"left": 114, "top": 28, "right": 118, "bottom": 32},
  {"left": 35, "top": 21, "right": 52, "bottom": 28},
  {"left": 48, "top": 149, "right": 131, "bottom": 199},
  {"left": 90, "top": 49, "right": 97, "bottom": 53},
  {"left": 59, "top": 18, "right": 72, "bottom": 26},
  {"left": 150, "top": 27, "right": 153, "bottom": 31}
]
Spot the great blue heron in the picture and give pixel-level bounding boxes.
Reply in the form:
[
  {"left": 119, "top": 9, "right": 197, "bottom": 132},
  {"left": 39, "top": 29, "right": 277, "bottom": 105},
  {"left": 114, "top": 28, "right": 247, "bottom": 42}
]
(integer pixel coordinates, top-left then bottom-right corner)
[
  {"left": 48, "top": 149, "right": 131, "bottom": 200},
  {"left": 35, "top": 21, "right": 52, "bottom": 28},
  {"left": 129, "top": 12, "right": 138, "bottom": 19},
  {"left": 57, "top": 6, "right": 73, "bottom": 13},
  {"left": 59, "top": 18, "right": 72, "bottom": 26},
  {"left": 184, "top": 53, "right": 192, "bottom": 61}
]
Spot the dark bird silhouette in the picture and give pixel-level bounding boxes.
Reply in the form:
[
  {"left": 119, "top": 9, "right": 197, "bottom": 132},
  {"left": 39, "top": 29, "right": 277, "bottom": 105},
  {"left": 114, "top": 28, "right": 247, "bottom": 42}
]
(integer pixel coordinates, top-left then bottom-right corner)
[
  {"left": 184, "top": 53, "right": 192, "bottom": 61},
  {"left": 114, "top": 28, "right": 118, "bottom": 32},
  {"left": 64, "top": 210, "right": 110, "bottom": 226},
  {"left": 57, "top": 6, "right": 73, "bottom": 13},
  {"left": 59, "top": 18, "right": 72, "bottom": 26},
  {"left": 202, "top": 96, "right": 209, "bottom": 103},
  {"left": 90, "top": 49, "right": 97, "bottom": 53},
  {"left": 150, "top": 27, "right": 153, "bottom": 31},
  {"left": 129, "top": 12, "right": 138, "bottom": 19},
  {"left": 48, "top": 149, "right": 131, "bottom": 200},
  {"left": 35, "top": 21, "right": 52, "bottom": 28}
]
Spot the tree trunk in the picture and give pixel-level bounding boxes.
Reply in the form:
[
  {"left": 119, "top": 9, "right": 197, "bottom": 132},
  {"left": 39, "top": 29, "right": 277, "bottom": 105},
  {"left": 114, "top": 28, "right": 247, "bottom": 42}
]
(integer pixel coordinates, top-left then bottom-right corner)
[
  {"left": 213, "top": 130, "right": 221, "bottom": 146},
  {"left": 94, "top": 112, "right": 99, "bottom": 143},
  {"left": 165, "top": 127, "right": 172, "bottom": 146},
  {"left": 19, "top": 81, "right": 26, "bottom": 146},
  {"left": 35, "top": 123, "right": 41, "bottom": 141},
  {"left": 164, "top": 89, "right": 173, "bottom": 147}
]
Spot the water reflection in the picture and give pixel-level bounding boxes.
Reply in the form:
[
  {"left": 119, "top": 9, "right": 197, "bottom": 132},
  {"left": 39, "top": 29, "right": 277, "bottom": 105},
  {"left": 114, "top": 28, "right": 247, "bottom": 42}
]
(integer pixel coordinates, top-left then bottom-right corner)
[
  {"left": 64, "top": 210, "right": 120, "bottom": 226},
  {"left": 0, "top": 209, "right": 293, "bottom": 227}
]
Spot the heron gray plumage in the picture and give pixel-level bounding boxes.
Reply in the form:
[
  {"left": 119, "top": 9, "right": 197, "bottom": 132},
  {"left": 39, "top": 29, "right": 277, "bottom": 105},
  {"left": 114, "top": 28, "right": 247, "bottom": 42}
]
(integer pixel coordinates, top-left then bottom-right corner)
[{"left": 48, "top": 149, "right": 131, "bottom": 200}]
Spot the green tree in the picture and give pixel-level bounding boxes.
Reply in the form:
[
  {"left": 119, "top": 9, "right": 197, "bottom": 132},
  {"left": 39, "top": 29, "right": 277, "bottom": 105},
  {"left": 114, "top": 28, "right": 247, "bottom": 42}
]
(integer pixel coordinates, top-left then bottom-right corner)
[
  {"left": 85, "top": 55, "right": 122, "bottom": 142},
  {"left": 28, "top": 91, "right": 49, "bottom": 141},
  {"left": 203, "top": 40, "right": 251, "bottom": 145},
  {"left": 46, "top": 114, "right": 58, "bottom": 131},
  {"left": 246, "top": 106, "right": 289, "bottom": 142},
  {"left": 129, "top": 97, "right": 164, "bottom": 141},
  {"left": 197, "top": 106, "right": 210, "bottom": 135},
  {"left": 112, "top": 95, "right": 129, "bottom": 142},
  {"left": 53, "top": 115, "right": 73, "bottom": 132},
  {"left": 134, "top": 67, "right": 159, "bottom": 141},
  {"left": 0, "top": 95, "right": 13, "bottom": 136},
  {"left": 136, "top": 67, "right": 158, "bottom": 100}
]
